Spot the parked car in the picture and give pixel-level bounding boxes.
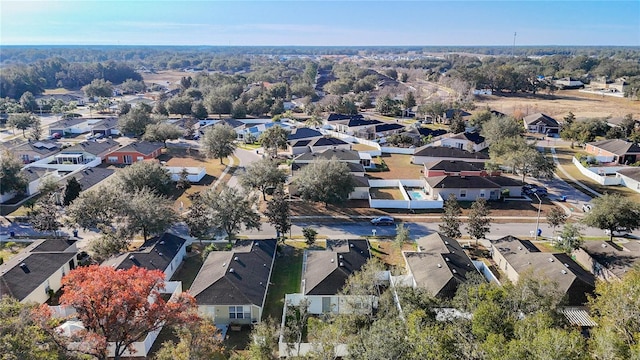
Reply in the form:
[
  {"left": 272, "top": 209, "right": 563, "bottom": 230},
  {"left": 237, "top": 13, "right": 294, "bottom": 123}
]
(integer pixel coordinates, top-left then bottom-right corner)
[
  {"left": 371, "top": 216, "right": 395, "bottom": 226},
  {"left": 604, "top": 227, "right": 630, "bottom": 237}
]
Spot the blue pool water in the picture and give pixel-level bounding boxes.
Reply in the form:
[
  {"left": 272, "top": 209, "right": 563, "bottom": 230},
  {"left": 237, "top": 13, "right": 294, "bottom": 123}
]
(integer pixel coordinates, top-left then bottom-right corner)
[{"left": 408, "top": 190, "right": 427, "bottom": 200}]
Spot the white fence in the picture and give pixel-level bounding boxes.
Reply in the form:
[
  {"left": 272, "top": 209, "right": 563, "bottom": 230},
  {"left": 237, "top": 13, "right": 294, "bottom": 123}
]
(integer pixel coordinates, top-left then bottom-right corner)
[
  {"left": 473, "top": 260, "right": 501, "bottom": 285},
  {"left": 572, "top": 157, "right": 622, "bottom": 185},
  {"left": 166, "top": 166, "right": 206, "bottom": 182},
  {"left": 323, "top": 130, "right": 382, "bottom": 156},
  {"left": 380, "top": 146, "right": 415, "bottom": 154},
  {"left": 368, "top": 179, "right": 443, "bottom": 209},
  {"left": 24, "top": 156, "right": 102, "bottom": 172}
]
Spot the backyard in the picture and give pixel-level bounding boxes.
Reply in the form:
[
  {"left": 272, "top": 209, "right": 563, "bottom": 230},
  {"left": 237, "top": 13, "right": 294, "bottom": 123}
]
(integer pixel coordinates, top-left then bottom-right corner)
[{"left": 262, "top": 241, "right": 305, "bottom": 321}]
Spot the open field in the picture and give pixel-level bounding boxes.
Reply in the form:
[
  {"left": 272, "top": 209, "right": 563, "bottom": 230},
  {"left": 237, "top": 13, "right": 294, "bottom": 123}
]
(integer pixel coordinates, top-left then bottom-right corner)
[
  {"left": 141, "top": 70, "right": 192, "bottom": 88},
  {"left": 478, "top": 90, "right": 640, "bottom": 120}
]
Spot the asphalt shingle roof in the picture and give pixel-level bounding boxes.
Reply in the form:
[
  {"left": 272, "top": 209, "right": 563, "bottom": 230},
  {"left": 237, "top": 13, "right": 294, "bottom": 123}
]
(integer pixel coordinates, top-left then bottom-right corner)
[
  {"left": 288, "top": 128, "right": 323, "bottom": 141},
  {"left": 112, "top": 141, "right": 164, "bottom": 156},
  {"left": 426, "top": 175, "right": 501, "bottom": 189},
  {"left": 588, "top": 139, "right": 640, "bottom": 155},
  {"left": 425, "top": 160, "right": 484, "bottom": 172},
  {"left": 190, "top": 240, "right": 277, "bottom": 306},
  {"left": 413, "top": 146, "right": 489, "bottom": 159},
  {"left": 294, "top": 148, "right": 361, "bottom": 162},
  {"left": 103, "top": 233, "right": 187, "bottom": 274},
  {"left": 617, "top": 167, "right": 640, "bottom": 182},
  {"left": 303, "top": 240, "right": 371, "bottom": 295},
  {"left": 523, "top": 113, "right": 560, "bottom": 127},
  {"left": 62, "top": 139, "right": 121, "bottom": 156}
]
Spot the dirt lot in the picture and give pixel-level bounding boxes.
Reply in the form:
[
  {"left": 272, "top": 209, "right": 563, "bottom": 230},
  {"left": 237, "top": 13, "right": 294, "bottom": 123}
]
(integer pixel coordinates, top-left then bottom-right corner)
[
  {"left": 141, "top": 70, "right": 193, "bottom": 89},
  {"left": 477, "top": 90, "right": 640, "bottom": 120},
  {"left": 368, "top": 153, "right": 423, "bottom": 179}
]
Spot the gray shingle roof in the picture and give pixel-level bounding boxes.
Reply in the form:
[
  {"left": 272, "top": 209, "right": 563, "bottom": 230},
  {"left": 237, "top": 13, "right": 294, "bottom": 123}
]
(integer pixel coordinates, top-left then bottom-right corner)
[
  {"left": 617, "top": 167, "right": 640, "bottom": 182},
  {"left": 13, "top": 141, "right": 61, "bottom": 156},
  {"left": 405, "top": 233, "right": 479, "bottom": 298},
  {"left": 523, "top": 113, "right": 560, "bottom": 127},
  {"left": 103, "top": 233, "right": 187, "bottom": 274},
  {"left": 190, "top": 240, "right": 277, "bottom": 306},
  {"left": 413, "top": 146, "right": 489, "bottom": 159},
  {"left": 303, "top": 240, "right": 370, "bottom": 295},
  {"left": 491, "top": 236, "right": 595, "bottom": 305},
  {"left": 309, "top": 137, "right": 349, "bottom": 147},
  {"left": 112, "top": 141, "right": 163, "bottom": 156},
  {"left": 425, "top": 160, "right": 484, "bottom": 172},
  {"left": 67, "top": 167, "right": 115, "bottom": 191},
  {"left": 588, "top": 139, "right": 640, "bottom": 155},
  {"left": 288, "top": 128, "right": 323, "bottom": 141},
  {"left": 21, "top": 167, "right": 55, "bottom": 183},
  {"left": 581, "top": 241, "right": 640, "bottom": 278},
  {"left": 294, "top": 148, "right": 361, "bottom": 162},
  {"left": 426, "top": 175, "right": 501, "bottom": 189},
  {"left": 62, "top": 139, "right": 121, "bottom": 156},
  {"left": 292, "top": 161, "right": 365, "bottom": 173}
]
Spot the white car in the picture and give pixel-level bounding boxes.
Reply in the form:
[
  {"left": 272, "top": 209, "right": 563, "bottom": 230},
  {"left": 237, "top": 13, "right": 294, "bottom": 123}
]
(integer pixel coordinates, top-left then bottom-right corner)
[{"left": 604, "top": 227, "right": 630, "bottom": 237}]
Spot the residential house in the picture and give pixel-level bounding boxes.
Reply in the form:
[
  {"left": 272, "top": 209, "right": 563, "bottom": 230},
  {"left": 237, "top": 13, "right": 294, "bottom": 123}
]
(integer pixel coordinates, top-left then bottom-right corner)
[
  {"left": 325, "top": 113, "right": 364, "bottom": 125},
  {"left": 334, "top": 118, "right": 382, "bottom": 139},
  {"left": 55, "top": 139, "right": 121, "bottom": 165},
  {"left": 425, "top": 175, "right": 502, "bottom": 201},
  {"left": 616, "top": 168, "right": 640, "bottom": 193},
  {"left": 243, "top": 122, "right": 292, "bottom": 141},
  {"left": 21, "top": 167, "right": 61, "bottom": 196},
  {"left": 423, "top": 160, "right": 487, "bottom": 177},
  {"left": 574, "top": 241, "right": 640, "bottom": 281},
  {"left": 89, "top": 117, "right": 119, "bottom": 137},
  {"left": 102, "top": 233, "right": 188, "bottom": 281},
  {"left": 554, "top": 77, "right": 584, "bottom": 89},
  {"left": 66, "top": 167, "right": 116, "bottom": 192},
  {"left": 308, "top": 137, "right": 351, "bottom": 153},
  {"left": 490, "top": 236, "right": 596, "bottom": 305},
  {"left": 411, "top": 146, "right": 489, "bottom": 165},
  {"left": 48, "top": 118, "right": 91, "bottom": 137},
  {"left": 0, "top": 239, "right": 78, "bottom": 304},
  {"left": 38, "top": 93, "right": 86, "bottom": 106},
  {"left": 291, "top": 161, "right": 365, "bottom": 177},
  {"left": 301, "top": 240, "right": 372, "bottom": 311},
  {"left": 375, "top": 123, "right": 405, "bottom": 138},
  {"left": 106, "top": 141, "right": 163, "bottom": 164},
  {"left": 288, "top": 127, "right": 324, "bottom": 142},
  {"left": 585, "top": 139, "right": 640, "bottom": 164},
  {"left": 293, "top": 148, "right": 373, "bottom": 168},
  {"left": 439, "top": 109, "right": 471, "bottom": 124},
  {"left": 436, "top": 131, "right": 487, "bottom": 152},
  {"left": 404, "top": 127, "right": 448, "bottom": 146},
  {"left": 523, "top": 113, "right": 560, "bottom": 134},
  {"left": 190, "top": 240, "right": 277, "bottom": 325},
  {"left": 12, "top": 141, "right": 61, "bottom": 163},
  {"left": 403, "top": 233, "right": 480, "bottom": 298}
]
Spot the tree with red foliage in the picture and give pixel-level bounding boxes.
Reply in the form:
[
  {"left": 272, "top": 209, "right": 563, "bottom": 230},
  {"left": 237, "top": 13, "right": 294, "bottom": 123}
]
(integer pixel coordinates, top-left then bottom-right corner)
[{"left": 59, "top": 265, "right": 197, "bottom": 360}]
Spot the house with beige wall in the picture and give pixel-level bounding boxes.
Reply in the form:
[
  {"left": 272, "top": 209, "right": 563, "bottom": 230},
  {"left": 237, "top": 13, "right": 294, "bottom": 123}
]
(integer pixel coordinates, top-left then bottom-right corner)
[
  {"left": 0, "top": 239, "right": 78, "bottom": 304},
  {"left": 190, "top": 240, "right": 277, "bottom": 325}
]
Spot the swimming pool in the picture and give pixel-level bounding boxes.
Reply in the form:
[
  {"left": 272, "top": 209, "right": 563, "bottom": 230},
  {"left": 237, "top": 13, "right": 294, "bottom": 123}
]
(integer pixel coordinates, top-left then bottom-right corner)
[{"left": 407, "top": 190, "right": 428, "bottom": 201}]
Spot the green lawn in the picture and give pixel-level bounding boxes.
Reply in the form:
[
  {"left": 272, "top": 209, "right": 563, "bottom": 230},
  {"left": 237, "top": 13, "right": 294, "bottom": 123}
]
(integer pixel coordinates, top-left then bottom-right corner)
[
  {"left": 262, "top": 243, "right": 303, "bottom": 321},
  {"left": 170, "top": 246, "right": 206, "bottom": 290}
]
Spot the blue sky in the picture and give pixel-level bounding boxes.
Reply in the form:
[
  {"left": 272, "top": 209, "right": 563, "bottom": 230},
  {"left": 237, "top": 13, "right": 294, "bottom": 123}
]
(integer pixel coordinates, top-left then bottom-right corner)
[{"left": 1, "top": 1, "right": 638, "bottom": 46}]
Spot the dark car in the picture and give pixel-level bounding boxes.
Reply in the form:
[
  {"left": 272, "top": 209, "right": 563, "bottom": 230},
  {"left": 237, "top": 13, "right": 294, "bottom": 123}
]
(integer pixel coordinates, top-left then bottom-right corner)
[{"left": 371, "top": 216, "right": 395, "bottom": 226}]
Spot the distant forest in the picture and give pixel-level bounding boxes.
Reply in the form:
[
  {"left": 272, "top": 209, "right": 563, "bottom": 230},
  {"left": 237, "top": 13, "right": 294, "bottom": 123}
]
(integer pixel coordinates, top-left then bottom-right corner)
[{"left": 1, "top": 45, "right": 639, "bottom": 101}]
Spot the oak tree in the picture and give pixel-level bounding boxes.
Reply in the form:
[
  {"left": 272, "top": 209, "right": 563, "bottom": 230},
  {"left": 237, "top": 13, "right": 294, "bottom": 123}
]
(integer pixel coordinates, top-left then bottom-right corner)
[
  {"left": 466, "top": 197, "right": 491, "bottom": 245},
  {"left": 201, "top": 124, "right": 237, "bottom": 164},
  {"left": 440, "top": 193, "right": 463, "bottom": 238},
  {"left": 239, "top": 157, "right": 287, "bottom": 200},
  {"left": 293, "top": 159, "right": 356, "bottom": 206},
  {"left": 582, "top": 193, "right": 640, "bottom": 241}
]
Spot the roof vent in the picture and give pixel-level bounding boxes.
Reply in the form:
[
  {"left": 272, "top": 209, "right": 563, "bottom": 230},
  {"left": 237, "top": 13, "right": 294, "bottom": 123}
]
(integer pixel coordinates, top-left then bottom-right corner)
[
  {"left": 229, "top": 268, "right": 235, "bottom": 273},
  {"left": 339, "top": 262, "right": 344, "bottom": 267},
  {"left": 222, "top": 262, "right": 226, "bottom": 267},
  {"left": 159, "top": 241, "right": 165, "bottom": 245},
  {"left": 437, "top": 263, "right": 442, "bottom": 268},
  {"left": 444, "top": 241, "right": 449, "bottom": 245},
  {"left": 263, "top": 263, "right": 266, "bottom": 267},
  {"left": 339, "top": 255, "right": 344, "bottom": 259},
  {"left": 331, "top": 258, "right": 334, "bottom": 263},
  {"left": 518, "top": 246, "right": 522, "bottom": 250},
  {"left": 129, "top": 255, "right": 135, "bottom": 260},
  {"left": 20, "top": 263, "right": 27, "bottom": 268},
  {"left": 259, "top": 282, "right": 263, "bottom": 286},
  {"left": 452, "top": 269, "right": 457, "bottom": 274},
  {"left": 350, "top": 243, "right": 354, "bottom": 248},
  {"left": 601, "top": 243, "right": 607, "bottom": 248},
  {"left": 548, "top": 258, "right": 554, "bottom": 262},
  {"left": 564, "top": 263, "right": 569, "bottom": 268},
  {"left": 561, "top": 270, "right": 567, "bottom": 274},
  {"left": 234, "top": 256, "right": 239, "bottom": 261},
  {"left": 158, "top": 252, "right": 163, "bottom": 257},
  {"left": 445, "top": 257, "right": 450, "bottom": 262}
]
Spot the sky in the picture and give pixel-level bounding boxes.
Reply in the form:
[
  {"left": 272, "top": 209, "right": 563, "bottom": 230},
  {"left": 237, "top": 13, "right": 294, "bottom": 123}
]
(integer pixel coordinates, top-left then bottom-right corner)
[{"left": 1, "top": 0, "right": 639, "bottom": 46}]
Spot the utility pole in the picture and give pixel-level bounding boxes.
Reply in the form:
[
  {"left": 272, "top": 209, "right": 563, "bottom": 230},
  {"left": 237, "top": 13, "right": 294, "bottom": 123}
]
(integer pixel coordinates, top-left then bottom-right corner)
[{"left": 512, "top": 32, "right": 517, "bottom": 57}]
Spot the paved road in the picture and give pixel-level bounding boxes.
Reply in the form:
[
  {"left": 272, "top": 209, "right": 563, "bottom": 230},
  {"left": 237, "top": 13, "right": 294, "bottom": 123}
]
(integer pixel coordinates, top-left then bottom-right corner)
[{"left": 226, "top": 147, "right": 262, "bottom": 189}]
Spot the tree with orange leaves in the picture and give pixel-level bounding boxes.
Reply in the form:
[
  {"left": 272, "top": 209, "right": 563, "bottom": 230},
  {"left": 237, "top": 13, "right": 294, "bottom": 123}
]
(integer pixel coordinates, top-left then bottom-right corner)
[{"left": 59, "top": 265, "right": 197, "bottom": 360}]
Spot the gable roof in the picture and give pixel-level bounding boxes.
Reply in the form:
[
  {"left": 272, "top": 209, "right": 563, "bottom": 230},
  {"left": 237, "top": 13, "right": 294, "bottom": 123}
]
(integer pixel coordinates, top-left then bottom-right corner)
[
  {"left": 112, "top": 141, "right": 164, "bottom": 156},
  {"left": 309, "top": 137, "right": 349, "bottom": 147},
  {"left": 413, "top": 146, "right": 490, "bottom": 159},
  {"left": 290, "top": 139, "right": 312, "bottom": 148},
  {"left": 588, "top": 139, "right": 640, "bottom": 155},
  {"left": 62, "top": 139, "right": 121, "bottom": 156},
  {"left": 288, "top": 127, "right": 323, "bottom": 141},
  {"left": 49, "top": 117, "right": 87, "bottom": 129},
  {"left": 327, "top": 113, "right": 364, "bottom": 122},
  {"left": 581, "top": 241, "right": 640, "bottom": 278},
  {"left": 291, "top": 161, "right": 365, "bottom": 173},
  {"left": 303, "top": 239, "right": 371, "bottom": 295},
  {"left": 67, "top": 167, "right": 115, "bottom": 190},
  {"left": 21, "top": 167, "right": 55, "bottom": 183},
  {"left": 0, "top": 253, "right": 77, "bottom": 301},
  {"left": 0, "top": 239, "right": 78, "bottom": 302},
  {"left": 484, "top": 176, "right": 523, "bottom": 187},
  {"left": 189, "top": 240, "right": 277, "bottom": 306},
  {"left": 426, "top": 175, "right": 501, "bottom": 189},
  {"left": 425, "top": 160, "right": 484, "bottom": 173},
  {"left": 523, "top": 113, "right": 560, "bottom": 127},
  {"left": 450, "top": 132, "right": 486, "bottom": 144},
  {"left": 617, "top": 167, "right": 640, "bottom": 182},
  {"left": 444, "top": 109, "right": 471, "bottom": 119},
  {"left": 375, "top": 123, "right": 405, "bottom": 133},
  {"left": 215, "top": 118, "right": 245, "bottom": 129},
  {"left": 405, "top": 233, "right": 479, "bottom": 298},
  {"left": 91, "top": 117, "right": 118, "bottom": 130},
  {"left": 411, "top": 127, "right": 448, "bottom": 138},
  {"left": 294, "top": 148, "right": 361, "bottom": 162},
  {"left": 352, "top": 175, "right": 370, "bottom": 187},
  {"left": 13, "top": 141, "right": 61, "bottom": 156},
  {"left": 347, "top": 118, "right": 381, "bottom": 127},
  {"left": 103, "top": 233, "right": 187, "bottom": 274},
  {"left": 491, "top": 236, "right": 596, "bottom": 305}
]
